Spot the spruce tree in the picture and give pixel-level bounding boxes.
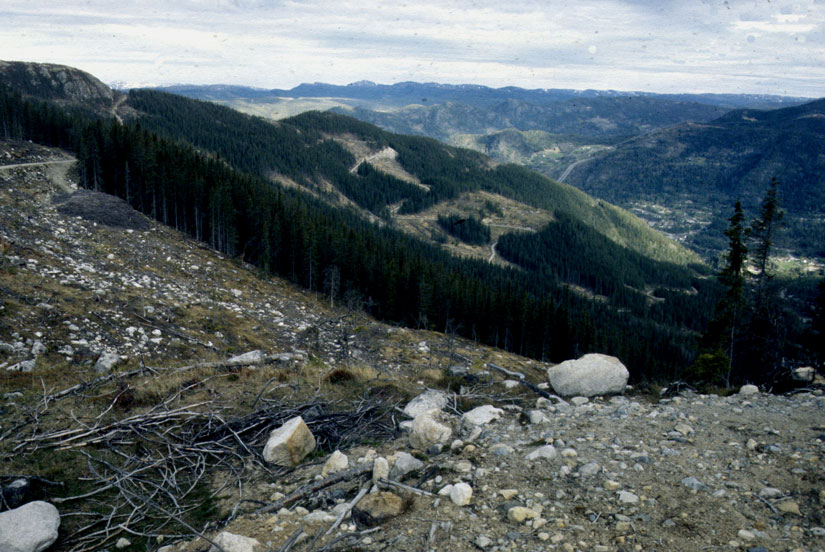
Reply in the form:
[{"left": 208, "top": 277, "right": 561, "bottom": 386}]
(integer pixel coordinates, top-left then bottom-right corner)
[{"left": 699, "top": 200, "right": 748, "bottom": 387}]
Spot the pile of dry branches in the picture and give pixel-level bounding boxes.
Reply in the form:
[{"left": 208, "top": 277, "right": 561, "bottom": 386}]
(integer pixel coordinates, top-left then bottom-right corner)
[{"left": 5, "top": 381, "right": 400, "bottom": 552}]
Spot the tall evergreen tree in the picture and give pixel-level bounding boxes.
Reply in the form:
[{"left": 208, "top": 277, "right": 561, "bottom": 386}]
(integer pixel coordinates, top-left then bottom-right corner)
[
  {"left": 699, "top": 200, "right": 748, "bottom": 387},
  {"left": 741, "top": 179, "right": 786, "bottom": 383}
]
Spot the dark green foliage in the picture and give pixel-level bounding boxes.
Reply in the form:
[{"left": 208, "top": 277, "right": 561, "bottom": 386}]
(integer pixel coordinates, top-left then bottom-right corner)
[
  {"left": 436, "top": 214, "right": 490, "bottom": 245},
  {"left": 1, "top": 84, "right": 715, "bottom": 382},
  {"left": 566, "top": 99, "right": 825, "bottom": 260}
]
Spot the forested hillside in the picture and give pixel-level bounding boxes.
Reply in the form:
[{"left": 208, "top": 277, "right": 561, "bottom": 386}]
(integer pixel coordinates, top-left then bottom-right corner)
[
  {"left": 1, "top": 76, "right": 717, "bottom": 381},
  {"left": 564, "top": 99, "right": 825, "bottom": 259}
]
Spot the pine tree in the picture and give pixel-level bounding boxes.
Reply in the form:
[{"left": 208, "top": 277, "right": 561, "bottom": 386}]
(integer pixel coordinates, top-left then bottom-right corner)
[{"left": 699, "top": 200, "right": 748, "bottom": 387}]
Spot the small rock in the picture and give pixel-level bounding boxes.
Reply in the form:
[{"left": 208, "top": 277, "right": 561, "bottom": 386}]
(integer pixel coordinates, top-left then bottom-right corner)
[
  {"left": 507, "top": 506, "right": 539, "bottom": 523},
  {"left": 526, "top": 409, "right": 550, "bottom": 424},
  {"left": 674, "top": 423, "right": 694, "bottom": 436},
  {"left": 739, "top": 384, "right": 759, "bottom": 396},
  {"left": 322, "top": 450, "right": 348, "bottom": 477},
  {"left": 810, "top": 527, "right": 825, "bottom": 537},
  {"left": 209, "top": 531, "right": 261, "bottom": 552},
  {"left": 617, "top": 491, "right": 639, "bottom": 504},
  {"left": 410, "top": 409, "right": 452, "bottom": 450},
  {"left": 570, "top": 396, "right": 589, "bottom": 406},
  {"left": 578, "top": 462, "right": 601, "bottom": 477},
  {"left": 227, "top": 350, "right": 264, "bottom": 365},
  {"left": 449, "top": 482, "right": 473, "bottom": 506},
  {"left": 94, "top": 351, "right": 121, "bottom": 374},
  {"left": 525, "top": 445, "right": 557, "bottom": 461},
  {"left": 0, "top": 501, "right": 61, "bottom": 552},
  {"left": 681, "top": 476, "right": 707, "bottom": 491},
  {"left": 403, "top": 390, "right": 447, "bottom": 418},
  {"left": 604, "top": 480, "right": 620, "bottom": 491},
  {"left": 499, "top": 489, "right": 519, "bottom": 500},
  {"left": 746, "top": 438, "right": 758, "bottom": 450},
  {"left": 475, "top": 534, "right": 493, "bottom": 548},
  {"left": 115, "top": 537, "right": 131, "bottom": 549},
  {"left": 461, "top": 405, "right": 505, "bottom": 426},
  {"left": 758, "top": 487, "right": 783, "bottom": 499},
  {"left": 352, "top": 492, "right": 405, "bottom": 527},
  {"left": 1, "top": 479, "right": 32, "bottom": 509},
  {"left": 389, "top": 452, "right": 423, "bottom": 481},
  {"left": 777, "top": 500, "right": 801, "bottom": 515},
  {"left": 372, "top": 457, "right": 389, "bottom": 485},
  {"left": 738, "top": 529, "right": 756, "bottom": 541},
  {"left": 7, "top": 360, "right": 36, "bottom": 372},
  {"left": 262, "top": 416, "right": 316, "bottom": 467}
]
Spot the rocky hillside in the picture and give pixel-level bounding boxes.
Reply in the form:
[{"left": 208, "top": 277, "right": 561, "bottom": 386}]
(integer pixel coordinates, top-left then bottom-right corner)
[
  {"left": 1, "top": 141, "right": 825, "bottom": 552},
  {"left": 0, "top": 61, "right": 120, "bottom": 110}
]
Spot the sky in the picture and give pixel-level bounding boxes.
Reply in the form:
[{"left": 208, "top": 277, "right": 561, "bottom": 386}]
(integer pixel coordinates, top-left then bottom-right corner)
[{"left": 1, "top": 0, "right": 823, "bottom": 97}]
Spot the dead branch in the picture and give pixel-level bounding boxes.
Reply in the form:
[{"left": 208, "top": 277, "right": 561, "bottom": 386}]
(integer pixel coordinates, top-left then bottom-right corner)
[{"left": 256, "top": 464, "right": 372, "bottom": 515}]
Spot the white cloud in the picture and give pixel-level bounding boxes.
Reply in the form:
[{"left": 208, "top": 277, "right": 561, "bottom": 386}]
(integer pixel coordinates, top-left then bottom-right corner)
[{"left": 0, "top": 0, "right": 822, "bottom": 96}]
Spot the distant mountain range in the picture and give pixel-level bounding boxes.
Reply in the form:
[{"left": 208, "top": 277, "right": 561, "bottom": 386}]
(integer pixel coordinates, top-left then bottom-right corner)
[{"left": 152, "top": 81, "right": 809, "bottom": 110}]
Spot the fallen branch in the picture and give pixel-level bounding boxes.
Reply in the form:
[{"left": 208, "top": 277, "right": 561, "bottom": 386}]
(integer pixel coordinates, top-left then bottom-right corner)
[
  {"left": 256, "top": 464, "right": 372, "bottom": 515},
  {"left": 377, "top": 478, "right": 435, "bottom": 497},
  {"left": 487, "top": 363, "right": 566, "bottom": 403}
]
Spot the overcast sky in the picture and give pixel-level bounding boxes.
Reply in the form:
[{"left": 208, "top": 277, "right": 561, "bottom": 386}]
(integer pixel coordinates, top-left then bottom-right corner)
[{"left": 1, "top": 0, "right": 823, "bottom": 97}]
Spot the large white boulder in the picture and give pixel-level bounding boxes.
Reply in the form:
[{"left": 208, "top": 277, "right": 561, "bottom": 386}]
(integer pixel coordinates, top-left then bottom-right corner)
[
  {"left": 263, "top": 416, "right": 316, "bottom": 466},
  {"left": 409, "top": 409, "right": 452, "bottom": 450},
  {"left": 0, "top": 501, "right": 61, "bottom": 552},
  {"left": 403, "top": 390, "right": 448, "bottom": 419},
  {"left": 546, "top": 353, "right": 629, "bottom": 397}
]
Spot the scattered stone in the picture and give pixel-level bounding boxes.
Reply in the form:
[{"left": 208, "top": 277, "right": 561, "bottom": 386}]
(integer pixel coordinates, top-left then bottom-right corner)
[
  {"left": 389, "top": 452, "right": 423, "bottom": 481},
  {"left": 739, "top": 384, "right": 760, "bottom": 396},
  {"left": 227, "top": 350, "right": 265, "bottom": 365},
  {"left": 403, "top": 390, "right": 447, "bottom": 418},
  {"left": 448, "top": 482, "right": 473, "bottom": 506},
  {"left": 507, "top": 506, "right": 539, "bottom": 523},
  {"left": 262, "top": 416, "right": 316, "bottom": 467},
  {"left": 115, "top": 537, "right": 131, "bottom": 549},
  {"left": 526, "top": 409, "right": 550, "bottom": 424},
  {"left": 674, "top": 423, "right": 694, "bottom": 436},
  {"left": 352, "top": 492, "right": 405, "bottom": 527},
  {"left": 681, "top": 476, "right": 707, "bottom": 491},
  {"left": 777, "top": 500, "right": 801, "bottom": 515},
  {"left": 525, "top": 445, "right": 558, "bottom": 461},
  {"left": 0, "top": 501, "right": 61, "bottom": 552},
  {"left": 372, "top": 456, "right": 389, "bottom": 485},
  {"left": 758, "top": 487, "right": 783, "bottom": 499},
  {"left": 617, "top": 491, "right": 639, "bottom": 504},
  {"left": 546, "top": 353, "right": 629, "bottom": 397},
  {"left": 604, "top": 480, "right": 620, "bottom": 491},
  {"left": 570, "top": 396, "right": 589, "bottom": 406},
  {"left": 578, "top": 462, "right": 601, "bottom": 477},
  {"left": 209, "top": 531, "right": 261, "bottom": 552},
  {"left": 410, "top": 409, "right": 452, "bottom": 450},
  {"left": 737, "top": 529, "right": 756, "bottom": 541},
  {"left": 7, "top": 359, "right": 36, "bottom": 372},
  {"left": 94, "top": 351, "right": 120, "bottom": 374},
  {"left": 321, "top": 450, "right": 348, "bottom": 477},
  {"left": 499, "top": 489, "right": 519, "bottom": 500},
  {"left": 474, "top": 534, "right": 493, "bottom": 548},
  {"left": 461, "top": 405, "right": 505, "bottom": 426},
  {"left": 1, "top": 479, "right": 31, "bottom": 509}
]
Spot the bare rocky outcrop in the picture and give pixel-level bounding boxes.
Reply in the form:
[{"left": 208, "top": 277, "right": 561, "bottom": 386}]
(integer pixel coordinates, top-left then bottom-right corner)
[{"left": 0, "top": 61, "right": 117, "bottom": 108}]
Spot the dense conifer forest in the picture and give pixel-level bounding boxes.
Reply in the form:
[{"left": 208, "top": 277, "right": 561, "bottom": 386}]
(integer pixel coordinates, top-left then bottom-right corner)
[{"left": 0, "top": 83, "right": 744, "bottom": 382}]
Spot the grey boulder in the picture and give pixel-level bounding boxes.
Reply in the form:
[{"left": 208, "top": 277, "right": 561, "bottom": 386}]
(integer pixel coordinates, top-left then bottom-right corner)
[
  {"left": 0, "top": 501, "right": 61, "bottom": 552},
  {"left": 547, "top": 353, "right": 629, "bottom": 397}
]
